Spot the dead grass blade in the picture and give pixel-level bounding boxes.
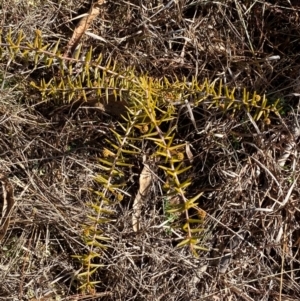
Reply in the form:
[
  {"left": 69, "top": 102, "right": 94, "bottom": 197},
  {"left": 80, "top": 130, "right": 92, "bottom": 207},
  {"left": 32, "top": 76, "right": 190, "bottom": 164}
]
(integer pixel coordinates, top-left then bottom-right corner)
[
  {"left": 63, "top": 0, "right": 106, "bottom": 58},
  {"left": 0, "top": 174, "right": 14, "bottom": 240},
  {"left": 132, "top": 164, "right": 153, "bottom": 232}
]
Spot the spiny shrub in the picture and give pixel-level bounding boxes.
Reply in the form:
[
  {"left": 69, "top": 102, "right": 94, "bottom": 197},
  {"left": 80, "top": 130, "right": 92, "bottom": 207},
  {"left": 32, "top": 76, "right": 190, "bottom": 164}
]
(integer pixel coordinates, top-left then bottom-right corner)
[{"left": 0, "top": 29, "right": 283, "bottom": 292}]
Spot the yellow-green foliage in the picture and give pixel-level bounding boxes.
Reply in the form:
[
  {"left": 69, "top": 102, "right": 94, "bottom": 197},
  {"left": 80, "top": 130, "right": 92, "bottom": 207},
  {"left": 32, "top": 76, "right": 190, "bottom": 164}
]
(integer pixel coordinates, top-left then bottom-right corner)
[
  {"left": 0, "top": 29, "right": 282, "bottom": 121},
  {"left": 0, "top": 29, "right": 283, "bottom": 291}
]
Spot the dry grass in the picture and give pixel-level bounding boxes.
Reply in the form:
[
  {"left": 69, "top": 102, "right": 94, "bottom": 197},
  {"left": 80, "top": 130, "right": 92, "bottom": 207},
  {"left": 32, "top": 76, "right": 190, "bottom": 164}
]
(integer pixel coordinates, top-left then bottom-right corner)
[{"left": 1, "top": 0, "right": 300, "bottom": 300}]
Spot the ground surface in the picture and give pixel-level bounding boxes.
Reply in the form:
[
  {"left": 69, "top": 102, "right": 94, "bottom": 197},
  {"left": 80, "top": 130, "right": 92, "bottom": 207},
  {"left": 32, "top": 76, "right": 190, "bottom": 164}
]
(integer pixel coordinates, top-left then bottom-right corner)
[{"left": 1, "top": 1, "right": 300, "bottom": 300}]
